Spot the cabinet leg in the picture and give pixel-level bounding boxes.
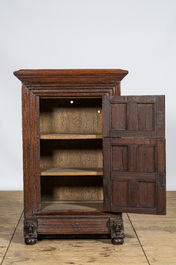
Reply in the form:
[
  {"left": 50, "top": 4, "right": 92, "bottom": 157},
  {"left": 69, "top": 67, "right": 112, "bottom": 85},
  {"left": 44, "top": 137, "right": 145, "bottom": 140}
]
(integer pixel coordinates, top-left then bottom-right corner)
[
  {"left": 24, "top": 219, "right": 38, "bottom": 245},
  {"left": 110, "top": 216, "right": 125, "bottom": 245}
]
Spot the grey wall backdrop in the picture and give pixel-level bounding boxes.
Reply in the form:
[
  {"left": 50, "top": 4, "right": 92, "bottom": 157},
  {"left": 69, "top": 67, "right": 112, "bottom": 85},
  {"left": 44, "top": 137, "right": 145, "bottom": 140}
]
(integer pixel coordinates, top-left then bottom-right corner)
[{"left": 0, "top": 0, "right": 175, "bottom": 190}]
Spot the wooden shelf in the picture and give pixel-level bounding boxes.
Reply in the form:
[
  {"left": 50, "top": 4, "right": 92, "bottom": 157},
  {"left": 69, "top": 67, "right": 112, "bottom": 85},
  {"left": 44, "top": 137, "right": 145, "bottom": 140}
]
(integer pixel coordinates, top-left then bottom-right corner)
[
  {"left": 40, "top": 133, "right": 102, "bottom": 140},
  {"left": 40, "top": 167, "right": 103, "bottom": 176},
  {"left": 41, "top": 200, "right": 103, "bottom": 212}
]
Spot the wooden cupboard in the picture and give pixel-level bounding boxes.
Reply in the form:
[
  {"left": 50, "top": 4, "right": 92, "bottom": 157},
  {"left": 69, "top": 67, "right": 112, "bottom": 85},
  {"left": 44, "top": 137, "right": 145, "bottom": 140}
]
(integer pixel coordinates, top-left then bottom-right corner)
[{"left": 14, "top": 69, "right": 166, "bottom": 245}]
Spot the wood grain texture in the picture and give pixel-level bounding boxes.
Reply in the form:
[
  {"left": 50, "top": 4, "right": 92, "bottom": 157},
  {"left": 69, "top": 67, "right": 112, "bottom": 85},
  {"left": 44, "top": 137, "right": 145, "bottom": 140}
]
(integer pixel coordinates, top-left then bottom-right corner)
[
  {"left": 40, "top": 133, "right": 102, "bottom": 139},
  {"left": 37, "top": 218, "right": 109, "bottom": 234},
  {"left": 22, "top": 84, "right": 41, "bottom": 215},
  {"left": 40, "top": 167, "right": 103, "bottom": 176},
  {"left": 30, "top": 88, "right": 114, "bottom": 97},
  {"left": 14, "top": 69, "right": 166, "bottom": 245},
  {"left": 40, "top": 139, "right": 103, "bottom": 169},
  {"left": 16, "top": 70, "right": 121, "bottom": 243},
  {"left": 40, "top": 139, "right": 103, "bottom": 201},
  {"left": 14, "top": 69, "right": 128, "bottom": 87},
  {"left": 104, "top": 137, "right": 166, "bottom": 214},
  {"left": 103, "top": 95, "right": 165, "bottom": 138},
  {"left": 102, "top": 95, "right": 166, "bottom": 216},
  {"left": 41, "top": 176, "right": 103, "bottom": 201},
  {"left": 111, "top": 103, "right": 127, "bottom": 130},
  {"left": 41, "top": 200, "right": 103, "bottom": 212},
  {"left": 40, "top": 97, "right": 102, "bottom": 134}
]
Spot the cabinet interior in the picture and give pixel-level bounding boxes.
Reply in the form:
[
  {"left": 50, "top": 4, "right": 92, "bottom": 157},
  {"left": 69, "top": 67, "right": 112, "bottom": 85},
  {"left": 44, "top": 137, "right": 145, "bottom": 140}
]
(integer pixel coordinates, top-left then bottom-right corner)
[{"left": 40, "top": 97, "right": 103, "bottom": 212}]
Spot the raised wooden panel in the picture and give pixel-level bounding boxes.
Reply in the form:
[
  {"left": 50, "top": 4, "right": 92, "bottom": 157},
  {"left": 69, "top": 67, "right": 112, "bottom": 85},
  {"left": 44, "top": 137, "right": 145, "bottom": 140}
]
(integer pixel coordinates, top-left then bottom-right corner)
[
  {"left": 112, "top": 145, "right": 156, "bottom": 173},
  {"left": 111, "top": 104, "right": 127, "bottom": 130},
  {"left": 138, "top": 146, "right": 155, "bottom": 172},
  {"left": 138, "top": 103, "right": 154, "bottom": 131},
  {"left": 138, "top": 182, "right": 156, "bottom": 208},
  {"left": 103, "top": 95, "right": 165, "bottom": 215},
  {"left": 111, "top": 180, "right": 156, "bottom": 210},
  {"left": 103, "top": 138, "right": 166, "bottom": 214},
  {"left": 103, "top": 95, "right": 165, "bottom": 138},
  {"left": 112, "top": 146, "right": 128, "bottom": 171},
  {"left": 112, "top": 180, "right": 129, "bottom": 206},
  {"left": 111, "top": 141, "right": 156, "bottom": 174}
]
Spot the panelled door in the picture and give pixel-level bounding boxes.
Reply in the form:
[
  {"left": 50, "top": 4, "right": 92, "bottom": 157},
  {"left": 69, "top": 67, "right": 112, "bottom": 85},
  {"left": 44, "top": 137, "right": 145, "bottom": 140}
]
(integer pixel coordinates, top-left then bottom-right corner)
[{"left": 102, "top": 96, "right": 166, "bottom": 215}]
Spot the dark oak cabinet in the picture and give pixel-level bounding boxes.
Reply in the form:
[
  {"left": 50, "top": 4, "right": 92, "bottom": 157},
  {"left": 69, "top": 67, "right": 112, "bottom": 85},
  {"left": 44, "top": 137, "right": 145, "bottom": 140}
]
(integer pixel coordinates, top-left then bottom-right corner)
[{"left": 14, "top": 69, "right": 166, "bottom": 245}]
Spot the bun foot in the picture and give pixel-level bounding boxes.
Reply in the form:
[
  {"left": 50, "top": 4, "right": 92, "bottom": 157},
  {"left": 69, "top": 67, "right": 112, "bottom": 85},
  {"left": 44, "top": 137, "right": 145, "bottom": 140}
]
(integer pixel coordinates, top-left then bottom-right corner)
[
  {"left": 111, "top": 238, "right": 124, "bottom": 245},
  {"left": 25, "top": 238, "right": 37, "bottom": 245}
]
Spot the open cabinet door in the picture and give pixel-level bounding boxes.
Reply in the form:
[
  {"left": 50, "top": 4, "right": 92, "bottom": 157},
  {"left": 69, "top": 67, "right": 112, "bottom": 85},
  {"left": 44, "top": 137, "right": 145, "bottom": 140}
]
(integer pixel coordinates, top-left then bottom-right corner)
[{"left": 103, "top": 96, "right": 166, "bottom": 215}]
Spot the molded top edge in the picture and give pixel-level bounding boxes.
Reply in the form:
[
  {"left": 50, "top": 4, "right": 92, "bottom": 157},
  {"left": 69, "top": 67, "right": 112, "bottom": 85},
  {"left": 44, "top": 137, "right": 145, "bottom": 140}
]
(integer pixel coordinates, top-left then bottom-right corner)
[
  {"left": 14, "top": 69, "right": 128, "bottom": 75},
  {"left": 13, "top": 69, "right": 128, "bottom": 84}
]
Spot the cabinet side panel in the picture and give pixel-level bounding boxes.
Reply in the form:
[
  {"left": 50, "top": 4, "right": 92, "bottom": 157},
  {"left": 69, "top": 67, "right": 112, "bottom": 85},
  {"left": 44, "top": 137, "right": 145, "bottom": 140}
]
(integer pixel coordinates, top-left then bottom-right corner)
[
  {"left": 31, "top": 94, "right": 40, "bottom": 212},
  {"left": 22, "top": 85, "right": 41, "bottom": 215},
  {"left": 22, "top": 85, "right": 32, "bottom": 215}
]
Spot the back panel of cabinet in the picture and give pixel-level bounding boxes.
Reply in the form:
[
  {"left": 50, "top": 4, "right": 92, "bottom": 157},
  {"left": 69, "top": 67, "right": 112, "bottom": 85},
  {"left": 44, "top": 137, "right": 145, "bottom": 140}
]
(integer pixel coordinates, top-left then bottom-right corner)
[{"left": 39, "top": 98, "right": 103, "bottom": 211}]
